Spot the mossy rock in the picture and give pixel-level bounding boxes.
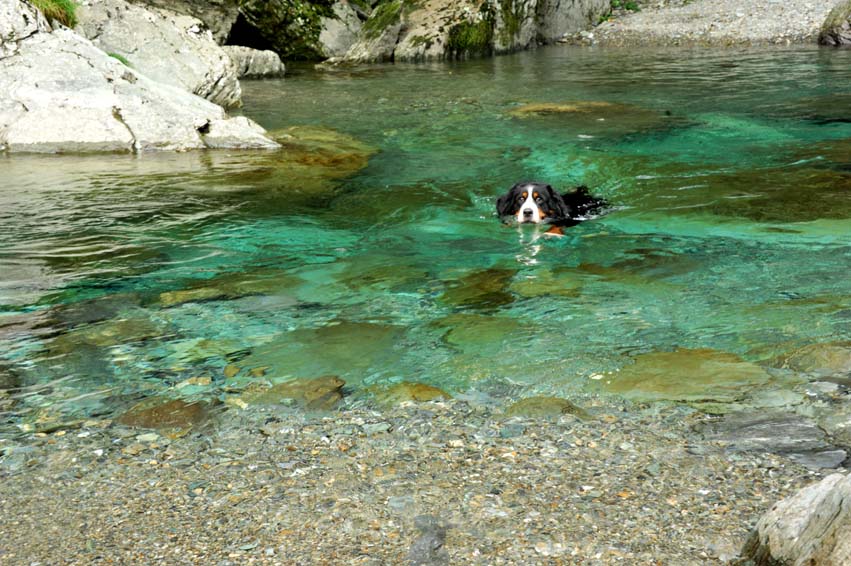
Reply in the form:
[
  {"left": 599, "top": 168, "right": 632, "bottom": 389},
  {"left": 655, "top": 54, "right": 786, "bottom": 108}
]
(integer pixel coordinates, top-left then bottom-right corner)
[
  {"left": 446, "top": 18, "right": 494, "bottom": 58},
  {"left": 372, "top": 382, "right": 451, "bottom": 405},
  {"left": 769, "top": 342, "right": 851, "bottom": 376},
  {"left": 438, "top": 267, "right": 517, "bottom": 311},
  {"left": 598, "top": 348, "right": 772, "bottom": 403},
  {"left": 157, "top": 268, "right": 302, "bottom": 308},
  {"left": 818, "top": 0, "right": 851, "bottom": 46},
  {"left": 237, "top": 375, "right": 345, "bottom": 410},
  {"left": 209, "top": 126, "right": 377, "bottom": 204},
  {"left": 698, "top": 167, "right": 851, "bottom": 223},
  {"left": 117, "top": 398, "right": 213, "bottom": 430},
  {"left": 47, "top": 317, "right": 165, "bottom": 354},
  {"left": 505, "top": 396, "right": 591, "bottom": 419},
  {"left": 362, "top": 0, "right": 403, "bottom": 39},
  {"left": 508, "top": 101, "right": 674, "bottom": 137},
  {"left": 508, "top": 268, "right": 583, "bottom": 298},
  {"left": 433, "top": 313, "right": 524, "bottom": 350},
  {"left": 239, "top": 320, "right": 406, "bottom": 381}
]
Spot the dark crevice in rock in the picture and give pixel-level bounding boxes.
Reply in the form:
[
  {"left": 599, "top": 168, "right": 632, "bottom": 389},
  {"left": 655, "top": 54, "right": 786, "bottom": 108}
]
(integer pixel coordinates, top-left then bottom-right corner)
[
  {"left": 224, "top": 13, "right": 274, "bottom": 52},
  {"left": 110, "top": 106, "right": 137, "bottom": 153}
]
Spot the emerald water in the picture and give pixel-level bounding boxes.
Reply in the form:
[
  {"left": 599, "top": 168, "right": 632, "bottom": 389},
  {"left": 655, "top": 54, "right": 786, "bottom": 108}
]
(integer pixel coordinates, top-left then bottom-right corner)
[{"left": 2, "top": 46, "right": 851, "bottom": 434}]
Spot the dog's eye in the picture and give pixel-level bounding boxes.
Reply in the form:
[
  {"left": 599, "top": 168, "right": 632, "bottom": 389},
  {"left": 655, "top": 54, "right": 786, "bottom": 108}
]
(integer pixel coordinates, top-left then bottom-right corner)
[
  {"left": 515, "top": 196, "right": 524, "bottom": 203},
  {"left": 534, "top": 196, "right": 544, "bottom": 203}
]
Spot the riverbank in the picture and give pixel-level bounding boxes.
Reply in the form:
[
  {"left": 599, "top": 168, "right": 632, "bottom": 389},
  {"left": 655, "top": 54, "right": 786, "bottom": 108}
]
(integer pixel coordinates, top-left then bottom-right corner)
[
  {"left": 0, "top": 397, "right": 821, "bottom": 564},
  {"left": 572, "top": 0, "right": 836, "bottom": 46}
]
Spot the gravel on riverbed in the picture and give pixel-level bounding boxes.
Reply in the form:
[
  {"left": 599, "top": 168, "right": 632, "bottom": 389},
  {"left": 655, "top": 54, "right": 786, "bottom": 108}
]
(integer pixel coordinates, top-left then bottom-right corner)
[
  {"left": 0, "top": 398, "right": 822, "bottom": 565},
  {"left": 570, "top": 0, "right": 837, "bottom": 47}
]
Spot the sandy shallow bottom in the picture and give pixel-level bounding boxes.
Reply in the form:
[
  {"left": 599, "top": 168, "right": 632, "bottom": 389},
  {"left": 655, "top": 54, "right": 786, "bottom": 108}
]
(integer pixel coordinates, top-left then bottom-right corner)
[{"left": 0, "top": 398, "right": 821, "bottom": 565}]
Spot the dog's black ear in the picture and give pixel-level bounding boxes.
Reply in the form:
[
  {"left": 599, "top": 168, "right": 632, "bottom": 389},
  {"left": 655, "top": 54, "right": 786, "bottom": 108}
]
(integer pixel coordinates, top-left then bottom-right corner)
[
  {"left": 545, "top": 184, "right": 572, "bottom": 219},
  {"left": 496, "top": 183, "right": 521, "bottom": 217}
]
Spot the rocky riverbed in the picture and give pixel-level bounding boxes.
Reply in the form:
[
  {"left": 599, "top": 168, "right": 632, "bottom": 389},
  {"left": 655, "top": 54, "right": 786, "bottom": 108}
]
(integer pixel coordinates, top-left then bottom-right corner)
[
  {"left": 572, "top": 0, "right": 838, "bottom": 47},
  {"left": 0, "top": 390, "right": 837, "bottom": 564}
]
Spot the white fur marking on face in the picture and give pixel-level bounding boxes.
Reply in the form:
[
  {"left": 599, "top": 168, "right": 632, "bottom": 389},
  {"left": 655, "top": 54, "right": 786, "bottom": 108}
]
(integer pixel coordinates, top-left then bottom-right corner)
[{"left": 516, "top": 187, "right": 543, "bottom": 224}]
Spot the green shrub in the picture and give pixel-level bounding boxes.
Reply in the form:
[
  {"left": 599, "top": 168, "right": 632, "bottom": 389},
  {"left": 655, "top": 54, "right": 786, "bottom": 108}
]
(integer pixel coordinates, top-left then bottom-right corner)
[
  {"left": 611, "top": 0, "right": 640, "bottom": 11},
  {"left": 362, "top": 0, "right": 403, "bottom": 39},
  {"left": 31, "top": 0, "right": 78, "bottom": 28}
]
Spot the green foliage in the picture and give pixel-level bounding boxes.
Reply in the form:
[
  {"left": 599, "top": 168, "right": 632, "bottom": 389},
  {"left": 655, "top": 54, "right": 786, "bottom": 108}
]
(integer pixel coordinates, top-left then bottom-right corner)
[
  {"left": 446, "top": 18, "right": 494, "bottom": 59},
  {"left": 611, "top": 0, "right": 640, "bottom": 12},
  {"left": 107, "top": 52, "right": 131, "bottom": 66},
  {"left": 238, "top": 0, "right": 337, "bottom": 60},
  {"left": 31, "top": 0, "right": 78, "bottom": 28},
  {"left": 362, "top": 0, "right": 403, "bottom": 39}
]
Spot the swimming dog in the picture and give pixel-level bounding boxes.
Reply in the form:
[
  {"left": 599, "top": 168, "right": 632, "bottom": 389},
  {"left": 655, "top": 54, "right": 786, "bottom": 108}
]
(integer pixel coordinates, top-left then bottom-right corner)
[{"left": 495, "top": 181, "right": 607, "bottom": 235}]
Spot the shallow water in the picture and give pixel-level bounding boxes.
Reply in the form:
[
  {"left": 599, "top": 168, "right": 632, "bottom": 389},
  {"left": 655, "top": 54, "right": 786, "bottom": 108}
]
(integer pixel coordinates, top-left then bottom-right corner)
[{"left": 2, "top": 45, "right": 851, "bottom": 434}]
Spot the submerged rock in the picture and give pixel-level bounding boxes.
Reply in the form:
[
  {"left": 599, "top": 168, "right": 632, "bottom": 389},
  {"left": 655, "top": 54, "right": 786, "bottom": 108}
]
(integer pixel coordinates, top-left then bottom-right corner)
[
  {"left": 47, "top": 317, "right": 166, "bottom": 353},
  {"left": 0, "top": 364, "right": 19, "bottom": 391},
  {"left": 738, "top": 473, "right": 851, "bottom": 565},
  {"left": 373, "top": 382, "right": 451, "bottom": 405},
  {"left": 509, "top": 268, "right": 583, "bottom": 298},
  {"left": 505, "top": 396, "right": 590, "bottom": 419},
  {"left": 769, "top": 342, "right": 851, "bottom": 376},
  {"left": 238, "top": 375, "right": 345, "bottom": 410},
  {"left": 698, "top": 411, "right": 846, "bottom": 470},
  {"left": 222, "top": 45, "right": 285, "bottom": 78},
  {"left": 117, "top": 398, "right": 212, "bottom": 429},
  {"left": 77, "top": 0, "right": 242, "bottom": 108},
  {"left": 819, "top": 0, "right": 851, "bottom": 46},
  {"left": 240, "top": 320, "right": 405, "bottom": 381},
  {"left": 438, "top": 268, "right": 517, "bottom": 311},
  {"left": 600, "top": 348, "right": 772, "bottom": 403},
  {"left": 0, "top": 0, "right": 277, "bottom": 153},
  {"left": 508, "top": 101, "right": 674, "bottom": 138}
]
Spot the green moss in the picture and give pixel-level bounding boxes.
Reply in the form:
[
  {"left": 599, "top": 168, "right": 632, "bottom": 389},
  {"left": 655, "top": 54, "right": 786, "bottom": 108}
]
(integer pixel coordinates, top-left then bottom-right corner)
[
  {"left": 362, "top": 0, "right": 403, "bottom": 39},
  {"left": 446, "top": 18, "right": 494, "bottom": 59},
  {"left": 107, "top": 52, "right": 131, "bottom": 67},
  {"left": 31, "top": 0, "right": 78, "bottom": 28},
  {"left": 408, "top": 34, "right": 434, "bottom": 49},
  {"left": 497, "top": 0, "right": 525, "bottom": 44}
]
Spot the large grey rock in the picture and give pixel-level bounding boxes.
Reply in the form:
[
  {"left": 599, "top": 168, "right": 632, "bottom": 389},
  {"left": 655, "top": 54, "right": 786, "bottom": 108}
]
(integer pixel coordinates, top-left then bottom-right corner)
[
  {"left": 76, "top": 0, "right": 242, "bottom": 108},
  {"left": 0, "top": 20, "right": 278, "bottom": 153},
  {"left": 0, "top": 0, "right": 51, "bottom": 58},
  {"left": 222, "top": 45, "right": 285, "bottom": 78},
  {"left": 325, "top": 0, "right": 610, "bottom": 64},
  {"left": 819, "top": 0, "right": 851, "bottom": 46},
  {"left": 134, "top": 0, "right": 239, "bottom": 44},
  {"left": 318, "top": 0, "right": 362, "bottom": 57},
  {"left": 699, "top": 411, "right": 847, "bottom": 470},
  {"left": 738, "top": 473, "right": 851, "bottom": 566},
  {"left": 535, "top": 0, "right": 610, "bottom": 42}
]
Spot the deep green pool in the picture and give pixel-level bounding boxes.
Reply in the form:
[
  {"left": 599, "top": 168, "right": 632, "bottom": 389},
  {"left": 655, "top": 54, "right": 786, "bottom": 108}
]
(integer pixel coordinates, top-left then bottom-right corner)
[{"left": 2, "top": 46, "right": 851, "bottom": 433}]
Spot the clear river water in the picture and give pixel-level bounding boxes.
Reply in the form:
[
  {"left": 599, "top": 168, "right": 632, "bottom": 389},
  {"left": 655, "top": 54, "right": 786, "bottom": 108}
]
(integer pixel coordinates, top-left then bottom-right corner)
[{"left": 2, "top": 45, "right": 851, "bottom": 435}]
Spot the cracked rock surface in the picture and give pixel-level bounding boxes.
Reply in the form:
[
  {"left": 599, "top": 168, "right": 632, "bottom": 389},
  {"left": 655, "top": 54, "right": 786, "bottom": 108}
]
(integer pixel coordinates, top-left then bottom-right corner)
[
  {"left": 76, "top": 0, "right": 242, "bottom": 109},
  {"left": 0, "top": 0, "right": 278, "bottom": 154}
]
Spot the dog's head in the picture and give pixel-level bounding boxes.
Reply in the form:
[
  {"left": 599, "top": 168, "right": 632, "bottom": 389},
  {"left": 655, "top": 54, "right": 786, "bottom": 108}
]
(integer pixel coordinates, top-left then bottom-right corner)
[{"left": 496, "top": 181, "right": 570, "bottom": 224}]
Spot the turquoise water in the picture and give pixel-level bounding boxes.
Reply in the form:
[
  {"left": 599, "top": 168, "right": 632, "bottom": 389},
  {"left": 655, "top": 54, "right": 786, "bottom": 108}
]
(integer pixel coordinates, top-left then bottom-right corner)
[{"left": 2, "top": 46, "right": 851, "bottom": 433}]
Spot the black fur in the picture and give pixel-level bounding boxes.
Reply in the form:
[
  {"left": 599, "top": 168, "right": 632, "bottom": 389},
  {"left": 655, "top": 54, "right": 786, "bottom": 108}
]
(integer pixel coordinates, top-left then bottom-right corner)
[{"left": 496, "top": 181, "right": 607, "bottom": 228}]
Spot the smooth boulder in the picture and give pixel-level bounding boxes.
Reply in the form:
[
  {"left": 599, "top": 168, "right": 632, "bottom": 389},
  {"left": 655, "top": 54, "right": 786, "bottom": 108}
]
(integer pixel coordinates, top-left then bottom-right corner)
[
  {"left": 136, "top": 0, "right": 240, "bottom": 44},
  {"left": 77, "top": 0, "right": 242, "bottom": 108},
  {"left": 0, "top": 21, "right": 278, "bottom": 153},
  {"left": 222, "top": 45, "right": 285, "bottom": 78}
]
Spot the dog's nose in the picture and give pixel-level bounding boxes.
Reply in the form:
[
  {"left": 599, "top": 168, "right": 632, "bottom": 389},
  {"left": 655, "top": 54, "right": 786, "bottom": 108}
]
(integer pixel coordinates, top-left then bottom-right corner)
[{"left": 522, "top": 208, "right": 533, "bottom": 217}]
